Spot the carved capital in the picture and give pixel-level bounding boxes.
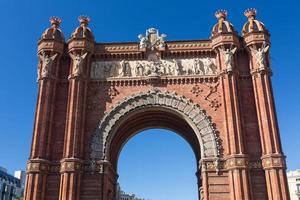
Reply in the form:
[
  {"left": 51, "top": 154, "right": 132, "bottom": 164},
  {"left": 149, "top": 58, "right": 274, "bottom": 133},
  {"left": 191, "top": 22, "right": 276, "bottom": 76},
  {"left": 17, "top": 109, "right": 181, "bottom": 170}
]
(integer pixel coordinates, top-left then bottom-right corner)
[
  {"left": 60, "top": 158, "right": 83, "bottom": 173},
  {"left": 224, "top": 155, "right": 249, "bottom": 170},
  {"left": 261, "top": 154, "right": 286, "bottom": 170},
  {"left": 26, "top": 159, "right": 50, "bottom": 173}
]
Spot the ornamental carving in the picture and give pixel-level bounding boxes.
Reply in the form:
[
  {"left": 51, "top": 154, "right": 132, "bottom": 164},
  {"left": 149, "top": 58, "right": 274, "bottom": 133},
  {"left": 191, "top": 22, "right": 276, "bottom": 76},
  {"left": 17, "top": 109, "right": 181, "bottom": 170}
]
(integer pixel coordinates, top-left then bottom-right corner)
[
  {"left": 138, "top": 28, "right": 167, "bottom": 50},
  {"left": 107, "top": 87, "right": 119, "bottom": 100},
  {"left": 90, "top": 57, "right": 217, "bottom": 79},
  {"left": 38, "top": 51, "right": 57, "bottom": 79},
  {"left": 249, "top": 42, "right": 270, "bottom": 69},
  {"left": 90, "top": 88, "right": 222, "bottom": 160},
  {"left": 70, "top": 52, "right": 88, "bottom": 76},
  {"left": 219, "top": 46, "right": 237, "bottom": 71},
  {"left": 190, "top": 82, "right": 222, "bottom": 111}
]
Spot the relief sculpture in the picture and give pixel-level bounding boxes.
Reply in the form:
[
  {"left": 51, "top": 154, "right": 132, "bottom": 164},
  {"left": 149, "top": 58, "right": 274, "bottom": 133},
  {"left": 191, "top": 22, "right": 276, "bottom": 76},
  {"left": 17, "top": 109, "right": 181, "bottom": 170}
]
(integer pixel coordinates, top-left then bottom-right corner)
[{"left": 90, "top": 57, "right": 218, "bottom": 79}]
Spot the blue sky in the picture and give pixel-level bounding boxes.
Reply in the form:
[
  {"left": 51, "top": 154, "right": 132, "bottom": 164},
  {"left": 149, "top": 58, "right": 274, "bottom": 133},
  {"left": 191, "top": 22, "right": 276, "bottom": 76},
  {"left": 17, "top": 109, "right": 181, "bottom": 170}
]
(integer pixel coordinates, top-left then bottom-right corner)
[{"left": 0, "top": 0, "right": 299, "bottom": 199}]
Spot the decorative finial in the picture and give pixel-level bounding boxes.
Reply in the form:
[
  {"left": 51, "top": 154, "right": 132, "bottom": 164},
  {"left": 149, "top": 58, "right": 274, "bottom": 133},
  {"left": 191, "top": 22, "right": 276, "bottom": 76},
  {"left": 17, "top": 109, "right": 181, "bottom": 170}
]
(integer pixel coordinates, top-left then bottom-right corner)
[
  {"left": 78, "top": 15, "right": 90, "bottom": 26},
  {"left": 215, "top": 10, "right": 228, "bottom": 20},
  {"left": 244, "top": 8, "right": 257, "bottom": 19},
  {"left": 49, "top": 17, "right": 61, "bottom": 28}
]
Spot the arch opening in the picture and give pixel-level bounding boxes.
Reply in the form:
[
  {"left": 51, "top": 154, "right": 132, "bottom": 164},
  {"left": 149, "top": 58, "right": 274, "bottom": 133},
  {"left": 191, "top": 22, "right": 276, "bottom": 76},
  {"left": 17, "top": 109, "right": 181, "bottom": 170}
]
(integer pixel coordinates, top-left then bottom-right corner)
[
  {"left": 109, "top": 107, "right": 202, "bottom": 170},
  {"left": 89, "top": 89, "right": 222, "bottom": 200},
  {"left": 117, "top": 128, "right": 199, "bottom": 200}
]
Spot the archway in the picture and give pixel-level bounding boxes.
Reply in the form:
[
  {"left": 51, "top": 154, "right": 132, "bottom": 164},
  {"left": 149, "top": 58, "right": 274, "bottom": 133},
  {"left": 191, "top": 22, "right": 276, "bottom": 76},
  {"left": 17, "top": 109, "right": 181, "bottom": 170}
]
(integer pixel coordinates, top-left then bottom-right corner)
[
  {"left": 117, "top": 128, "right": 198, "bottom": 200},
  {"left": 90, "top": 89, "right": 221, "bottom": 200}
]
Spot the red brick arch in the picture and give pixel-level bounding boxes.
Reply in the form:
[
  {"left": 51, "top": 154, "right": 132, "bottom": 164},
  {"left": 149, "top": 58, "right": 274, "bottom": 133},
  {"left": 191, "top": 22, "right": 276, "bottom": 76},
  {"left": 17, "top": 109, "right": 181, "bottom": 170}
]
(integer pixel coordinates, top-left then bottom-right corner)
[{"left": 90, "top": 88, "right": 222, "bottom": 169}]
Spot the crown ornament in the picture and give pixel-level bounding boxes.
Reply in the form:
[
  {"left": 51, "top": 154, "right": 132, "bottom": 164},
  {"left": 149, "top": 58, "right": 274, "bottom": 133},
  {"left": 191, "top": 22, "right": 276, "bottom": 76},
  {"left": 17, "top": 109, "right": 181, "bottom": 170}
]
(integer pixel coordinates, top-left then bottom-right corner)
[
  {"left": 78, "top": 15, "right": 90, "bottom": 26},
  {"left": 244, "top": 8, "right": 257, "bottom": 19},
  {"left": 49, "top": 17, "right": 61, "bottom": 28},
  {"left": 215, "top": 10, "right": 228, "bottom": 19}
]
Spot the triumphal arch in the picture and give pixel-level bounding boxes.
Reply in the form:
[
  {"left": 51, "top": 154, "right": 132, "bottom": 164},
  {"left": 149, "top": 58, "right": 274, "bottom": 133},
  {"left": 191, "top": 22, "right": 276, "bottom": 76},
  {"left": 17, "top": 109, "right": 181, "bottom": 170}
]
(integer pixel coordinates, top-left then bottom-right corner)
[{"left": 24, "top": 9, "right": 290, "bottom": 200}]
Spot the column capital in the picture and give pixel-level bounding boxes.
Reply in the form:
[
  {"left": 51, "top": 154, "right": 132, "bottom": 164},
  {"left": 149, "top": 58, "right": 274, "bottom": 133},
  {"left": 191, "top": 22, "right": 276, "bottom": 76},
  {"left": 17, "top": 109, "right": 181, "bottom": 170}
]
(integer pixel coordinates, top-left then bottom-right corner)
[
  {"left": 26, "top": 159, "right": 50, "bottom": 173},
  {"left": 60, "top": 158, "right": 83, "bottom": 173},
  {"left": 261, "top": 154, "right": 287, "bottom": 170},
  {"left": 224, "top": 154, "right": 249, "bottom": 170}
]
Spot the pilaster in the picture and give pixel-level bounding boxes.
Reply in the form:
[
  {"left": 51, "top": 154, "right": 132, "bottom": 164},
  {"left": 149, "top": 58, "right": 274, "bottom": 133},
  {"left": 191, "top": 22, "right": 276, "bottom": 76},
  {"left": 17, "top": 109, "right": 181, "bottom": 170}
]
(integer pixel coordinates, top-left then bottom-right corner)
[
  {"left": 59, "top": 16, "right": 95, "bottom": 200},
  {"left": 24, "top": 17, "right": 64, "bottom": 200},
  {"left": 243, "top": 8, "right": 289, "bottom": 199},
  {"left": 212, "top": 11, "right": 251, "bottom": 198}
]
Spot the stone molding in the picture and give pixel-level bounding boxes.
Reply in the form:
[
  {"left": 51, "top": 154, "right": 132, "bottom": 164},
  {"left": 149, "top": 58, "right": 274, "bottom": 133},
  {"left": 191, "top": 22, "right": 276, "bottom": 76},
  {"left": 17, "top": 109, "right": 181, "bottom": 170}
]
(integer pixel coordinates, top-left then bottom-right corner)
[
  {"left": 201, "top": 158, "right": 263, "bottom": 172},
  {"left": 90, "top": 88, "right": 222, "bottom": 161}
]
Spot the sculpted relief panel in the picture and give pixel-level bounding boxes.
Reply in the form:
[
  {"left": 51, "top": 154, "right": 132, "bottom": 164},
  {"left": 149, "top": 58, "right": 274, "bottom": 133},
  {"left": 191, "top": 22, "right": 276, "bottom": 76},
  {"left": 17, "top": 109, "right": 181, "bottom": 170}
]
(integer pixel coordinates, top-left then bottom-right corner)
[{"left": 90, "top": 57, "right": 218, "bottom": 79}]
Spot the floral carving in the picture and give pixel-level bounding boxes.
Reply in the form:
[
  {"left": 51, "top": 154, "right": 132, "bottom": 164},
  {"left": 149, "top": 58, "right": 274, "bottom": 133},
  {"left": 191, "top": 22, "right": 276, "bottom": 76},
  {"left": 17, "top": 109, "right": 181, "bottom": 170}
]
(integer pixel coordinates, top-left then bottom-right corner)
[
  {"left": 107, "top": 87, "right": 119, "bottom": 100},
  {"left": 191, "top": 82, "right": 222, "bottom": 111},
  {"left": 191, "top": 85, "right": 203, "bottom": 97},
  {"left": 209, "top": 99, "right": 222, "bottom": 111}
]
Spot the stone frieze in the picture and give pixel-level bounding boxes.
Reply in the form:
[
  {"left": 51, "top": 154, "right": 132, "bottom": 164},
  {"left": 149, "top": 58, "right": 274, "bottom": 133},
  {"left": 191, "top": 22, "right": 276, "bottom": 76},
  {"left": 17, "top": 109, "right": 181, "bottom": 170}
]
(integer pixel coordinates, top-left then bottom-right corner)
[{"left": 90, "top": 58, "right": 217, "bottom": 79}]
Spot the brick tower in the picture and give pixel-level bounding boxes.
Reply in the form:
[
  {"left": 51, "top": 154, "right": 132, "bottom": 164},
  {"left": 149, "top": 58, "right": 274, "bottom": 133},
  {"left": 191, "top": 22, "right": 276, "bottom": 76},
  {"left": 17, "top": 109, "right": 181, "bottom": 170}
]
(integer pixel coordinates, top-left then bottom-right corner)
[{"left": 24, "top": 9, "right": 290, "bottom": 200}]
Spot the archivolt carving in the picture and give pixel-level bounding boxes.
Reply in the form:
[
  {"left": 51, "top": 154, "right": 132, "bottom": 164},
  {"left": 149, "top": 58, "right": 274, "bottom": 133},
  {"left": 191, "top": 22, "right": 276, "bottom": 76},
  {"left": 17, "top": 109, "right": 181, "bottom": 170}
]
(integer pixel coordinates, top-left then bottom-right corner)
[{"left": 90, "top": 89, "right": 222, "bottom": 161}]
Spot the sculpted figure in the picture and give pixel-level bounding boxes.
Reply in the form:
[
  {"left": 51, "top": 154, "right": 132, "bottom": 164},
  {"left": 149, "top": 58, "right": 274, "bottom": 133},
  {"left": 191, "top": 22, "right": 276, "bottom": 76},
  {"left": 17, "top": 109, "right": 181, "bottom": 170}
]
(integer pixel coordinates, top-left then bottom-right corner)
[
  {"left": 167, "top": 59, "right": 180, "bottom": 76},
  {"left": 70, "top": 52, "right": 88, "bottom": 76},
  {"left": 251, "top": 43, "right": 270, "bottom": 68},
  {"left": 120, "top": 60, "right": 132, "bottom": 77},
  {"left": 194, "top": 58, "right": 205, "bottom": 75},
  {"left": 144, "top": 62, "right": 151, "bottom": 76},
  {"left": 172, "top": 59, "right": 180, "bottom": 76},
  {"left": 138, "top": 34, "right": 149, "bottom": 49},
  {"left": 219, "top": 46, "right": 237, "bottom": 71},
  {"left": 39, "top": 52, "right": 57, "bottom": 78},
  {"left": 203, "top": 58, "right": 217, "bottom": 75},
  {"left": 149, "top": 61, "right": 159, "bottom": 76},
  {"left": 157, "top": 33, "right": 167, "bottom": 48},
  {"left": 90, "top": 62, "right": 100, "bottom": 79},
  {"left": 158, "top": 61, "right": 166, "bottom": 75},
  {"left": 135, "top": 62, "right": 144, "bottom": 76}
]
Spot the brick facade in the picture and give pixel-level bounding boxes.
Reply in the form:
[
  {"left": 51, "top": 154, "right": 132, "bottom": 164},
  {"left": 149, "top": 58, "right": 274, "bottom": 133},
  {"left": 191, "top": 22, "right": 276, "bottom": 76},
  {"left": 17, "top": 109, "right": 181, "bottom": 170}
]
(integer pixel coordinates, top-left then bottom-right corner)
[{"left": 24, "top": 9, "right": 290, "bottom": 200}]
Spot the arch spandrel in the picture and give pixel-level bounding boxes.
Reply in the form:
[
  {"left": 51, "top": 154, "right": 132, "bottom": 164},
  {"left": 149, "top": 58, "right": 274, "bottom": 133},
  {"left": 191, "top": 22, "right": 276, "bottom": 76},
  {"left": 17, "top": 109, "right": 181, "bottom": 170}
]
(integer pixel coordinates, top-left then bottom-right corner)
[{"left": 90, "top": 88, "right": 222, "bottom": 165}]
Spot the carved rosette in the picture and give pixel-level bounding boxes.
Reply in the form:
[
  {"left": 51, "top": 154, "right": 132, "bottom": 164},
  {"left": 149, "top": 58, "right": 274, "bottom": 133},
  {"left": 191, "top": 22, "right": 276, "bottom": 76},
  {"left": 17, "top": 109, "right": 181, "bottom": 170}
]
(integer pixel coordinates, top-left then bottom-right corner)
[{"left": 90, "top": 88, "right": 222, "bottom": 161}]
